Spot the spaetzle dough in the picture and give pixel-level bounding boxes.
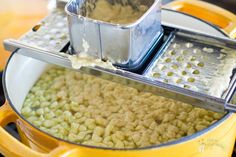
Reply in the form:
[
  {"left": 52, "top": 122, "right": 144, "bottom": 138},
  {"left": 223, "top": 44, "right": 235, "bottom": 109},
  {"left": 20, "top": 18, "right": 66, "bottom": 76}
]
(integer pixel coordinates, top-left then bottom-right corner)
[{"left": 87, "top": 0, "right": 148, "bottom": 24}]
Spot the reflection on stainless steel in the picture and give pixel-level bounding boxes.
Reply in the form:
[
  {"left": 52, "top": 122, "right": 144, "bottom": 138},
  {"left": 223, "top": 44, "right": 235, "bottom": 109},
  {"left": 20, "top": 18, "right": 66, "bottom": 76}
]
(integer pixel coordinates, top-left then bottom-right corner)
[
  {"left": 56, "top": 0, "right": 69, "bottom": 8},
  {"left": 3, "top": 10, "right": 236, "bottom": 113},
  {"left": 144, "top": 31, "right": 236, "bottom": 98},
  {"left": 65, "top": 0, "right": 162, "bottom": 67},
  {"left": 81, "top": 0, "right": 148, "bottom": 24},
  {"left": 18, "top": 10, "right": 69, "bottom": 53},
  {"left": 227, "top": 74, "right": 236, "bottom": 109},
  {"left": 3, "top": 39, "right": 235, "bottom": 113}
]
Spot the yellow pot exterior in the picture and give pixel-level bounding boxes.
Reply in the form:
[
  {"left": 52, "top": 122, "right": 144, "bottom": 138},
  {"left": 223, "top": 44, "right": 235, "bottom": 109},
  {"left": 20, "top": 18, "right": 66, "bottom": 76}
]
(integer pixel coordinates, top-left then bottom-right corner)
[
  {"left": 0, "top": 103, "right": 236, "bottom": 157},
  {"left": 0, "top": 1, "right": 236, "bottom": 156},
  {"left": 163, "top": 0, "right": 236, "bottom": 39}
]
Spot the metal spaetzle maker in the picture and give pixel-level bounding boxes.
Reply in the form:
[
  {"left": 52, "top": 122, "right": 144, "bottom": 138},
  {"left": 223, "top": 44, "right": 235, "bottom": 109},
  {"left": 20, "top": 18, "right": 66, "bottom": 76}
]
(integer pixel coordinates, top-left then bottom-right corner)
[{"left": 3, "top": 0, "right": 236, "bottom": 113}]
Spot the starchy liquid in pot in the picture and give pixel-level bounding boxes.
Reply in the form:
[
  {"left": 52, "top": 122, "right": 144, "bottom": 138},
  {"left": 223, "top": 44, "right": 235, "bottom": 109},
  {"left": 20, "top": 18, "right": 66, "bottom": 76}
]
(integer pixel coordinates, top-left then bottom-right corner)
[
  {"left": 21, "top": 67, "right": 223, "bottom": 149},
  {"left": 85, "top": 0, "right": 148, "bottom": 24}
]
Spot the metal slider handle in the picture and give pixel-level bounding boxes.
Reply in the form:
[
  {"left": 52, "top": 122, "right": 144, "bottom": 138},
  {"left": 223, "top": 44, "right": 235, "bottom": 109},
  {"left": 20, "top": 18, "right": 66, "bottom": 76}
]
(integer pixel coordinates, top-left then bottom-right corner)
[
  {"left": 163, "top": 0, "right": 236, "bottom": 39},
  {"left": 224, "top": 74, "right": 236, "bottom": 112},
  {"left": 226, "top": 104, "right": 236, "bottom": 112}
]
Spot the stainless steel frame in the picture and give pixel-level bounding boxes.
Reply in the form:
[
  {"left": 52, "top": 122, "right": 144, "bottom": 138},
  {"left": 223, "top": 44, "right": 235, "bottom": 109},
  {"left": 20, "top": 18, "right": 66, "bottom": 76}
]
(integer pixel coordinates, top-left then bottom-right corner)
[
  {"left": 3, "top": 37, "right": 236, "bottom": 113},
  {"left": 3, "top": 6, "right": 236, "bottom": 113},
  {"left": 143, "top": 30, "right": 236, "bottom": 98}
]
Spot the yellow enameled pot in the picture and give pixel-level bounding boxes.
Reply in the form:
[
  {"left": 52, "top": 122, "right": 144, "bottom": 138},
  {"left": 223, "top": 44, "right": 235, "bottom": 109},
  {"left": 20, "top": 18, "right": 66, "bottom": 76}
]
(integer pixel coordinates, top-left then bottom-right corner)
[
  {"left": 1, "top": 1, "right": 236, "bottom": 156},
  {"left": 163, "top": 0, "right": 236, "bottom": 39},
  {"left": 1, "top": 52, "right": 236, "bottom": 157}
]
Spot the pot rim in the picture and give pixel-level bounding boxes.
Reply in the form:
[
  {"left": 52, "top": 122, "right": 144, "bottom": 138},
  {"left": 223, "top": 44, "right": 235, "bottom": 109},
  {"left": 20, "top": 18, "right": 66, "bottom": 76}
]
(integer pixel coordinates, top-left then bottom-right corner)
[{"left": 2, "top": 52, "right": 232, "bottom": 151}]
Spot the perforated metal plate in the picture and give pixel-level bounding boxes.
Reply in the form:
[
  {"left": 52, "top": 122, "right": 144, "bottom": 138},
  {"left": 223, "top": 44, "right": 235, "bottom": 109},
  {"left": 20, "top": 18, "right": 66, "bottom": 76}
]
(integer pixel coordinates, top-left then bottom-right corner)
[
  {"left": 145, "top": 31, "right": 236, "bottom": 98},
  {"left": 4, "top": 12, "right": 236, "bottom": 112},
  {"left": 18, "top": 10, "right": 69, "bottom": 52}
]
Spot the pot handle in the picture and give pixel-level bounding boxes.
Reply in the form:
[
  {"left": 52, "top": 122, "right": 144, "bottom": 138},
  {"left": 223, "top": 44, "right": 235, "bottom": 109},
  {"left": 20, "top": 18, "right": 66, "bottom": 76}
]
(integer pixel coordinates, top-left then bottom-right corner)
[
  {"left": 0, "top": 103, "right": 79, "bottom": 157},
  {"left": 163, "top": 0, "right": 236, "bottom": 39}
]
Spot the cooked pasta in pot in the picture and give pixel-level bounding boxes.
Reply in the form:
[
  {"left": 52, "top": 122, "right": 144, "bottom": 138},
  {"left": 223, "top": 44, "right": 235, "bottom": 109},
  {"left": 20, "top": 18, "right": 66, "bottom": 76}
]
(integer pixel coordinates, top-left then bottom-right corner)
[{"left": 21, "top": 67, "right": 223, "bottom": 149}]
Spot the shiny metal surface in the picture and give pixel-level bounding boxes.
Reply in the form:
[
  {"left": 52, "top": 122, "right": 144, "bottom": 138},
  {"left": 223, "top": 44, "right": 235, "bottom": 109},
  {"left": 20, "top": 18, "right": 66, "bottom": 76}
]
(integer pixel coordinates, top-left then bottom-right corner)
[
  {"left": 7, "top": 10, "right": 69, "bottom": 53},
  {"left": 21, "top": 10, "right": 69, "bottom": 52},
  {"left": 3, "top": 38, "right": 236, "bottom": 113},
  {"left": 144, "top": 30, "right": 236, "bottom": 98},
  {"left": 3, "top": 10, "right": 236, "bottom": 112},
  {"left": 56, "top": 0, "right": 69, "bottom": 8},
  {"left": 65, "top": 0, "right": 162, "bottom": 67}
]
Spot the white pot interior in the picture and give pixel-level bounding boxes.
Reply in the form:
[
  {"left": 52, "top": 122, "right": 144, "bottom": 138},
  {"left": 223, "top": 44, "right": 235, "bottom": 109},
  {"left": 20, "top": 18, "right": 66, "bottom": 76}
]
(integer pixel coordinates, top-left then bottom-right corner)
[
  {"left": 3, "top": 50, "right": 233, "bottom": 149},
  {"left": 5, "top": 51, "right": 49, "bottom": 112}
]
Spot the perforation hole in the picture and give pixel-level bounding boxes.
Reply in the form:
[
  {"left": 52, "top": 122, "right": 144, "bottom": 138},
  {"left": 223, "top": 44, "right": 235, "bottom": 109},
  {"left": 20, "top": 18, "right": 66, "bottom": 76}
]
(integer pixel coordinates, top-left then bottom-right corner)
[
  {"left": 32, "top": 24, "right": 41, "bottom": 32},
  {"left": 182, "top": 71, "right": 187, "bottom": 76},
  {"left": 186, "top": 63, "right": 192, "bottom": 69},
  {"left": 197, "top": 62, "right": 205, "bottom": 67},
  {"left": 187, "top": 77, "right": 195, "bottom": 83},
  {"left": 169, "top": 50, "right": 176, "bottom": 56},
  {"left": 152, "top": 72, "right": 161, "bottom": 78},
  {"left": 190, "top": 56, "right": 196, "bottom": 61},
  {"left": 193, "top": 70, "right": 200, "bottom": 75},
  {"left": 167, "top": 72, "right": 174, "bottom": 77},
  {"left": 171, "top": 64, "right": 178, "bottom": 69},
  {"left": 164, "top": 79, "right": 168, "bottom": 83},
  {"left": 176, "top": 56, "right": 184, "bottom": 62},
  {"left": 165, "top": 58, "right": 172, "bottom": 63},
  {"left": 184, "top": 85, "right": 190, "bottom": 89},
  {"left": 176, "top": 79, "right": 182, "bottom": 84}
]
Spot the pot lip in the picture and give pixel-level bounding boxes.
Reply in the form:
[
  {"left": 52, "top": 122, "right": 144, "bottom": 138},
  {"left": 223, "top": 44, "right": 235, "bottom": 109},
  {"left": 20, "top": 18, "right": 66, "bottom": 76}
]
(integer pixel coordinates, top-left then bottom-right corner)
[
  {"left": 2, "top": 52, "right": 232, "bottom": 151},
  {"left": 162, "top": 8, "right": 228, "bottom": 37}
]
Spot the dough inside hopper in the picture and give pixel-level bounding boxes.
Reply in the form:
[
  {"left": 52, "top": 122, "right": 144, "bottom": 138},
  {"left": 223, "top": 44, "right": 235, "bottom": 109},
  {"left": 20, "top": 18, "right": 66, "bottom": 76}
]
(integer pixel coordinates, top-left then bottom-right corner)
[{"left": 84, "top": 0, "right": 149, "bottom": 24}]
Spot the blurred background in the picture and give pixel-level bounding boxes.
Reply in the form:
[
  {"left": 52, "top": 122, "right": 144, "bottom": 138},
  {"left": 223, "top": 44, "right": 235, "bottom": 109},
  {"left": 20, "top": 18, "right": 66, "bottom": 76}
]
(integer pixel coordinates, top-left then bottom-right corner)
[
  {"left": 1, "top": 0, "right": 236, "bottom": 72},
  {"left": 163, "top": 0, "right": 236, "bottom": 13},
  {"left": 0, "top": 0, "right": 48, "bottom": 71}
]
